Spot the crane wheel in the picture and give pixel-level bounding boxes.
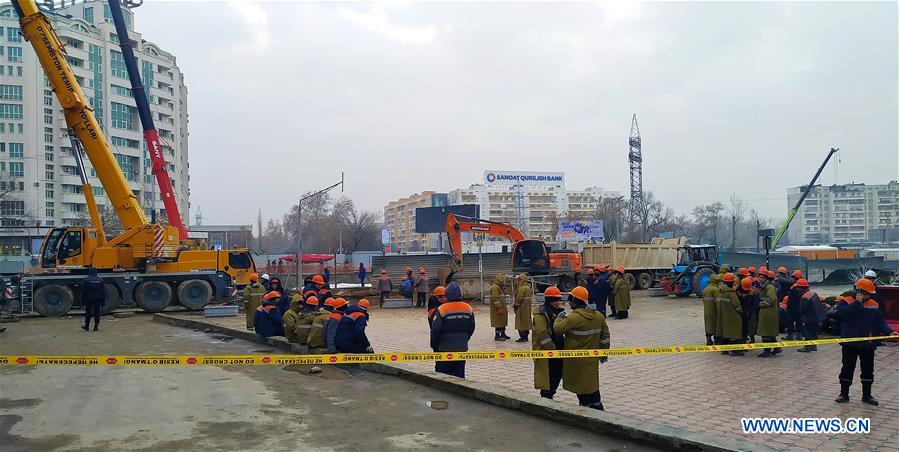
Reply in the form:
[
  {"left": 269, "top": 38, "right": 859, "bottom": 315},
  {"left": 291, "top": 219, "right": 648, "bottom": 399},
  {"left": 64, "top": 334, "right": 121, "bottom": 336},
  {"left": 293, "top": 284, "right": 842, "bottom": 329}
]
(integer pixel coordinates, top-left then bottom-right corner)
[
  {"left": 100, "top": 284, "right": 121, "bottom": 315},
  {"left": 177, "top": 280, "right": 212, "bottom": 310},
  {"left": 135, "top": 281, "right": 172, "bottom": 313},
  {"left": 34, "top": 285, "right": 74, "bottom": 317}
]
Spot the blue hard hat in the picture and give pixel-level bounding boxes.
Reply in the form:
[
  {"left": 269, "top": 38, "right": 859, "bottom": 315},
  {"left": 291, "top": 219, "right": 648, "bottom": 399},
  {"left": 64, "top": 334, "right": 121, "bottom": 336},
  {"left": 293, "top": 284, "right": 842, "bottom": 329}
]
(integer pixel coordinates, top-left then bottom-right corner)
[{"left": 445, "top": 282, "right": 462, "bottom": 301}]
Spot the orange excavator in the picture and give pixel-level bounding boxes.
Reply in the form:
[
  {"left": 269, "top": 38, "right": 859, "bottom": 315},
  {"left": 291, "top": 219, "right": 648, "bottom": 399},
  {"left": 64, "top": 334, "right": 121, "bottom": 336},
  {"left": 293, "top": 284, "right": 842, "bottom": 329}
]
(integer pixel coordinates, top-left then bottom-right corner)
[{"left": 445, "top": 214, "right": 582, "bottom": 291}]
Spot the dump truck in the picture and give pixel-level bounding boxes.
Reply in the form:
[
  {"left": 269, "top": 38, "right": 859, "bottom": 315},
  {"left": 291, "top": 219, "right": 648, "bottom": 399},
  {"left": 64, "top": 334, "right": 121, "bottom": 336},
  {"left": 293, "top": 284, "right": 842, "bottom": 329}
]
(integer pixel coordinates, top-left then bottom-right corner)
[{"left": 582, "top": 237, "right": 715, "bottom": 291}]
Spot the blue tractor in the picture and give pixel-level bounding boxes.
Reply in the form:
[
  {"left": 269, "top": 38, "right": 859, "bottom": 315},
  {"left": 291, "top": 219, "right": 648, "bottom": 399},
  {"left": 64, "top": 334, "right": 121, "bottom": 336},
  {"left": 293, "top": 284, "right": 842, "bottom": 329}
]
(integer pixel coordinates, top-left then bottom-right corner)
[{"left": 661, "top": 245, "right": 721, "bottom": 297}]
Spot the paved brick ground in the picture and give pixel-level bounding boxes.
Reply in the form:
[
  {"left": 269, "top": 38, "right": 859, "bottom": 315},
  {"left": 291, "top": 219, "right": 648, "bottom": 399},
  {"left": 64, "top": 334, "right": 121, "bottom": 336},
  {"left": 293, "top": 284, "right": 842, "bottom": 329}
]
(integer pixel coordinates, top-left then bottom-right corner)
[{"left": 183, "top": 287, "right": 898, "bottom": 452}]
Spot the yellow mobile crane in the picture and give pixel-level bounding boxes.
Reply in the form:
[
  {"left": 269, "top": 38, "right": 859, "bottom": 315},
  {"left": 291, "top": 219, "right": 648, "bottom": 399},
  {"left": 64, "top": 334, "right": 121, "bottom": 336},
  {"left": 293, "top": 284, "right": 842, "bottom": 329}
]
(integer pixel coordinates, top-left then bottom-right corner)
[{"left": 13, "top": 0, "right": 255, "bottom": 316}]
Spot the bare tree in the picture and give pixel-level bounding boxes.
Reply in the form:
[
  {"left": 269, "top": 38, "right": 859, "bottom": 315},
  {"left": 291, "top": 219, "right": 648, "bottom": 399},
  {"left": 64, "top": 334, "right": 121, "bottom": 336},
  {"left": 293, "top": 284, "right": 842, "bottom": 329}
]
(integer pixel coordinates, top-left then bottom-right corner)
[
  {"left": 345, "top": 207, "right": 381, "bottom": 252},
  {"left": 727, "top": 194, "right": 746, "bottom": 250},
  {"left": 75, "top": 204, "right": 124, "bottom": 237},
  {"left": 0, "top": 173, "right": 34, "bottom": 227},
  {"left": 591, "top": 195, "right": 628, "bottom": 242}
]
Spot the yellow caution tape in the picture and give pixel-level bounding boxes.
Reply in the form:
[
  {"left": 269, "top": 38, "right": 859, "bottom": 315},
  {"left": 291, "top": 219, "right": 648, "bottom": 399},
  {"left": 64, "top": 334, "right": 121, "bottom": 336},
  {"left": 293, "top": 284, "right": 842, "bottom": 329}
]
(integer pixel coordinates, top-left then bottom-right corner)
[{"left": 1, "top": 336, "right": 894, "bottom": 366}]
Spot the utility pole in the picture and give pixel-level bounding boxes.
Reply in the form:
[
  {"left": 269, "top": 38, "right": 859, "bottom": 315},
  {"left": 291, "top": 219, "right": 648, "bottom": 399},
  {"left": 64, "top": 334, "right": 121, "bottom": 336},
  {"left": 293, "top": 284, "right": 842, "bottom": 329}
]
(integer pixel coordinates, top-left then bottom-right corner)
[
  {"left": 296, "top": 172, "right": 344, "bottom": 289},
  {"left": 628, "top": 114, "right": 645, "bottom": 241}
]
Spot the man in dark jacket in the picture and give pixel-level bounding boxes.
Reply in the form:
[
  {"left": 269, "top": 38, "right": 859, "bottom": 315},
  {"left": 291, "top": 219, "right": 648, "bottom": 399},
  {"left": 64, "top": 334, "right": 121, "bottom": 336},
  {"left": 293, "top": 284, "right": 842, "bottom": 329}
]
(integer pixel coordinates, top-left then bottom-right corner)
[
  {"left": 335, "top": 303, "right": 373, "bottom": 353},
  {"left": 81, "top": 267, "right": 105, "bottom": 331},
  {"left": 593, "top": 268, "right": 611, "bottom": 316},
  {"left": 774, "top": 267, "right": 792, "bottom": 338},
  {"left": 358, "top": 263, "right": 366, "bottom": 287},
  {"left": 430, "top": 282, "right": 475, "bottom": 378},
  {"left": 785, "top": 270, "right": 803, "bottom": 339},
  {"left": 794, "top": 279, "right": 821, "bottom": 352},
  {"left": 835, "top": 279, "right": 898, "bottom": 405},
  {"left": 736, "top": 277, "right": 759, "bottom": 343},
  {"left": 253, "top": 291, "right": 285, "bottom": 339},
  {"left": 323, "top": 268, "right": 331, "bottom": 288},
  {"left": 269, "top": 277, "right": 289, "bottom": 314}
]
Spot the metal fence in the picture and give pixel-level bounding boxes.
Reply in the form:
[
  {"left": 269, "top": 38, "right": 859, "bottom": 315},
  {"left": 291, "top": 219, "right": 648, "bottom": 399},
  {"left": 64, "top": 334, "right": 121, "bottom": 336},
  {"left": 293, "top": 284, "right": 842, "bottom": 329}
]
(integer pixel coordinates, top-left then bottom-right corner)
[{"left": 371, "top": 252, "right": 513, "bottom": 286}]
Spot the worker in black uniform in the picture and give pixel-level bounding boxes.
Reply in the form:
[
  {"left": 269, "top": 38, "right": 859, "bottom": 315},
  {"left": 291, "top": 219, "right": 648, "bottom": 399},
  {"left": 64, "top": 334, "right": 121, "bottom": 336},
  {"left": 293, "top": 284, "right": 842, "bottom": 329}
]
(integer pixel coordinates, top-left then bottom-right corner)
[
  {"left": 81, "top": 267, "right": 105, "bottom": 331},
  {"left": 430, "top": 282, "right": 475, "bottom": 378}
]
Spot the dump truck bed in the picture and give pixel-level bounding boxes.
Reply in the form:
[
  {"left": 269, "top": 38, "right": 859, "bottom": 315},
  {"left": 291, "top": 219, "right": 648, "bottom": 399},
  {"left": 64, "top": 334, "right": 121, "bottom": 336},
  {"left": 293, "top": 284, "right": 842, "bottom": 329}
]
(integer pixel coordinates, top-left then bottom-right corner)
[{"left": 581, "top": 237, "right": 687, "bottom": 270}]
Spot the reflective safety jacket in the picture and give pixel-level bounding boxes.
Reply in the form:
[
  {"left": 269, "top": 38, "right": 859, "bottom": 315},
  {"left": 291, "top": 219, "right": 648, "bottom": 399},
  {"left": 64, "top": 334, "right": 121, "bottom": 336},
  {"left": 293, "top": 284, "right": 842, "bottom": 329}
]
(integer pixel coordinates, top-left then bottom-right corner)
[
  {"left": 335, "top": 305, "right": 371, "bottom": 353},
  {"left": 430, "top": 301, "right": 475, "bottom": 352}
]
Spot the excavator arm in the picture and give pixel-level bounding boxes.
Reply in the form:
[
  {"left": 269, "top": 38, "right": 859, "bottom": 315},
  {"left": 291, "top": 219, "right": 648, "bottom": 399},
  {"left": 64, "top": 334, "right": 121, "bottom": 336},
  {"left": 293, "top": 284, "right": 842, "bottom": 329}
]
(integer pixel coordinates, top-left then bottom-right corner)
[{"left": 445, "top": 214, "right": 525, "bottom": 271}]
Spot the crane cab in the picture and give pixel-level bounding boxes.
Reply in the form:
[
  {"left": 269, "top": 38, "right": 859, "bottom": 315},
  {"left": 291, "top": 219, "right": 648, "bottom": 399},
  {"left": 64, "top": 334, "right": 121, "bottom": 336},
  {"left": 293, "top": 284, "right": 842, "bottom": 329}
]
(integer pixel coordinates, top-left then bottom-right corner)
[{"left": 39, "top": 227, "right": 100, "bottom": 270}]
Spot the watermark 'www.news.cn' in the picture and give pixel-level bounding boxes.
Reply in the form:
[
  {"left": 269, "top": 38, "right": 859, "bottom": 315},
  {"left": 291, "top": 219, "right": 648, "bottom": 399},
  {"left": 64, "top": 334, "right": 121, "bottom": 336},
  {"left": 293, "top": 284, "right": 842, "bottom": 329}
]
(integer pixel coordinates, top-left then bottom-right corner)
[{"left": 742, "top": 418, "right": 870, "bottom": 434}]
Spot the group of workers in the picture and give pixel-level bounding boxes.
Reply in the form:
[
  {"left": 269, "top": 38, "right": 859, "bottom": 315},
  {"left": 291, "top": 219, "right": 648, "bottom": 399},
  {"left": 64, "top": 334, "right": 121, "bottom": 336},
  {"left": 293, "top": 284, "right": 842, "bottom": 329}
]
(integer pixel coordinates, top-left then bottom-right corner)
[
  {"left": 702, "top": 266, "right": 896, "bottom": 405},
  {"left": 241, "top": 272, "right": 373, "bottom": 354}
]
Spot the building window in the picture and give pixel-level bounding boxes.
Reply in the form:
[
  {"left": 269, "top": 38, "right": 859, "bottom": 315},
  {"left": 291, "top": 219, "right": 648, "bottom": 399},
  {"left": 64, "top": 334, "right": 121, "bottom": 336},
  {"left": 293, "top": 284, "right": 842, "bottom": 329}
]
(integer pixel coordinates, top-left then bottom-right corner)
[
  {"left": 1, "top": 200, "right": 25, "bottom": 216},
  {"left": 111, "top": 102, "right": 133, "bottom": 130},
  {"left": 6, "top": 27, "right": 21, "bottom": 43},
  {"left": 110, "top": 50, "right": 127, "bottom": 78},
  {"left": 111, "top": 136, "right": 139, "bottom": 148},
  {"left": 0, "top": 103, "right": 23, "bottom": 119},
  {"left": 9, "top": 142, "right": 23, "bottom": 158},
  {"left": 45, "top": 201, "right": 54, "bottom": 218},
  {"left": 83, "top": 6, "right": 94, "bottom": 24},
  {"left": 0, "top": 84, "right": 22, "bottom": 100},
  {"left": 45, "top": 164, "right": 54, "bottom": 180},
  {"left": 111, "top": 85, "right": 132, "bottom": 97},
  {"left": 9, "top": 161, "right": 23, "bottom": 177},
  {"left": 7, "top": 46, "right": 21, "bottom": 62},
  {"left": 115, "top": 153, "right": 136, "bottom": 180}
]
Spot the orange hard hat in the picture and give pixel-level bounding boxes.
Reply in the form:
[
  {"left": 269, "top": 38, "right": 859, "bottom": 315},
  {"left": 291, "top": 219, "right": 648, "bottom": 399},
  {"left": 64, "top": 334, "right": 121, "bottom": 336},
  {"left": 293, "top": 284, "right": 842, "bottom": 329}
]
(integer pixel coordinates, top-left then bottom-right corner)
[
  {"left": 263, "top": 291, "right": 281, "bottom": 301},
  {"left": 569, "top": 286, "right": 589, "bottom": 303},
  {"left": 617, "top": 266, "right": 625, "bottom": 273},
  {"left": 748, "top": 266, "right": 757, "bottom": 275},
  {"left": 723, "top": 273, "right": 736, "bottom": 283},
  {"left": 312, "top": 275, "right": 325, "bottom": 285},
  {"left": 358, "top": 299, "right": 370, "bottom": 309},
  {"left": 332, "top": 297, "right": 348, "bottom": 309},
  {"left": 324, "top": 297, "right": 337, "bottom": 307},
  {"left": 737, "top": 268, "right": 750, "bottom": 277},
  {"left": 766, "top": 270, "right": 776, "bottom": 279},
  {"left": 249, "top": 273, "right": 259, "bottom": 282},
  {"left": 778, "top": 266, "right": 788, "bottom": 274},
  {"left": 855, "top": 278, "right": 876, "bottom": 294},
  {"left": 792, "top": 269, "right": 803, "bottom": 279},
  {"left": 305, "top": 295, "right": 319, "bottom": 306},
  {"left": 740, "top": 277, "right": 753, "bottom": 291},
  {"left": 793, "top": 278, "right": 809, "bottom": 288},
  {"left": 597, "top": 265, "right": 607, "bottom": 273},
  {"left": 587, "top": 268, "right": 594, "bottom": 275},
  {"left": 544, "top": 286, "right": 562, "bottom": 298},
  {"left": 433, "top": 286, "right": 446, "bottom": 296},
  {"left": 758, "top": 266, "right": 768, "bottom": 274}
]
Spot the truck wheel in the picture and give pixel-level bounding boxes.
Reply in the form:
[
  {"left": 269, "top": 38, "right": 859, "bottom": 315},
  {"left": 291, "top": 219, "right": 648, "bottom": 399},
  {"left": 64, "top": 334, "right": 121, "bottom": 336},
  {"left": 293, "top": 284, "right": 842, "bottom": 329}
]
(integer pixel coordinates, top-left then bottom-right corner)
[
  {"left": 34, "top": 285, "right": 74, "bottom": 317},
  {"left": 557, "top": 276, "right": 576, "bottom": 293},
  {"left": 636, "top": 272, "right": 653, "bottom": 290},
  {"left": 625, "top": 273, "right": 636, "bottom": 290},
  {"left": 692, "top": 268, "right": 714, "bottom": 297},
  {"left": 135, "top": 281, "right": 172, "bottom": 313},
  {"left": 177, "top": 280, "right": 212, "bottom": 310},
  {"left": 100, "top": 284, "right": 121, "bottom": 315}
]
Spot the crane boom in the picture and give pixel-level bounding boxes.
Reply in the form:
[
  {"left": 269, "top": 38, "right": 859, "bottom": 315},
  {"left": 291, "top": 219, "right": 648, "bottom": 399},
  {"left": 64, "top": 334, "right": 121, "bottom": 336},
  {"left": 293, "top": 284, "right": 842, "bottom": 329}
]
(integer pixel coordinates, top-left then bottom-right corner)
[
  {"left": 107, "top": 0, "right": 188, "bottom": 239},
  {"left": 445, "top": 214, "right": 526, "bottom": 270},
  {"left": 770, "top": 148, "right": 838, "bottom": 249},
  {"left": 13, "top": 0, "right": 148, "bottom": 230}
]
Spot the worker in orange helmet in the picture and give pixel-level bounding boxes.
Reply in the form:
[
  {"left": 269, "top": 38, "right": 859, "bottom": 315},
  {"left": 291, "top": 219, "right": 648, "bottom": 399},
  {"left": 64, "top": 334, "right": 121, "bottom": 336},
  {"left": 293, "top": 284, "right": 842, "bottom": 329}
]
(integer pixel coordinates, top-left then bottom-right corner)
[
  {"left": 532, "top": 286, "right": 565, "bottom": 399},
  {"left": 774, "top": 266, "right": 792, "bottom": 337},
  {"left": 428, "top": 286, "right": 446, "bottom": 328},
  {"left": 414, "top": 269, "right": 429, "bottom": 309},
  {"left": 611, "top": 267, "right": 631, "bottom": 319},
  {"left": 489, "top": 275, "right": 511, "bottom": 340},
  {"left": 756, "top": 271, "right": 781, "bottom": 357},
  {"left": 325, "top": 297, "right": 348, "bottom": 353},
  {"left": 793, "top": 279, "right": 822, "bottom": 352},
  {"left": 784, "top": 269, "right": 804, "bottom": 339},
  {"left": 430, "top": 282, "right": 475, "bottom": 378},
  {"left": 357, "top": 298, "right": 371, "bottom": 320},
  {"left": 834, "top": 279, "right": 898, "bottom": 405},
  {"left": 554, "top": 285, "right": 610, "bottom": 409},
  {"left": 315, "top": 274, "right": 333, "bottom": 309},
  {"left": 241, "top": 272, "right": 266, "bottom": 331},
  {"left": 306, "top": 297, "right": 334, "bottom": 349},
  {"left": 253, "top": 291, "right": 285, "bottom": 339},
  {"left": 736, "top": 277, "right": 759, "bottom": 343},
  {"left": 718, "top": 273, "right": 745, "bottom": 355}
]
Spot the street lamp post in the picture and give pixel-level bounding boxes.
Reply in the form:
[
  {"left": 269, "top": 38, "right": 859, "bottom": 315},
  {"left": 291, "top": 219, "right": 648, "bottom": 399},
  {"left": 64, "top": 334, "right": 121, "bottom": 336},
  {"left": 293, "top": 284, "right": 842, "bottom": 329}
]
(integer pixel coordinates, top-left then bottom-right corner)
[
  {"left": 296, "top": 172, "right": 344, "bottom": 289},
  {"left": 477, "top": 234, "right": 484, "bottom": 304}
]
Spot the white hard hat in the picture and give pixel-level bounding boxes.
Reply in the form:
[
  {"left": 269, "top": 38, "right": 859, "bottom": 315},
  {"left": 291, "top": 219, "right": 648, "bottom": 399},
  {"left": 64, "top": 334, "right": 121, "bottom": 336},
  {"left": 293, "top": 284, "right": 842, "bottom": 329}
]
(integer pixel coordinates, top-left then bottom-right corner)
[
  {"left": 864, "top": 270, "right": 877, "bottom": 278},
  {"left": 261, "top": 273, "right": 271, "bottom": 280}
]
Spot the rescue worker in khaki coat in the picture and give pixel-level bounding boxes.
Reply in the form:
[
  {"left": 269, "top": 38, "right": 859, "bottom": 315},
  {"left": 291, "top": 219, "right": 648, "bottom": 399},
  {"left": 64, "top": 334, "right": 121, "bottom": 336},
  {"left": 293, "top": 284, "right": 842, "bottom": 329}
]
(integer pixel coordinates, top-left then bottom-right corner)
[
  {"left": 306, "top": 298, "right": 332, "bottom": 349},
  {"left": 281, "top": 295, "right": 305, "bottom": 343},
  {"left": 489, "top": 274, "right": 511, "bottom": 341},
  {"left": 612, "top": 267, "right": 631, "bottom": 319},
  {"left": 702, "top": 274, "right": 721, "bottom": 345},
  {"left": 292, "top": 296, "right": 320, "bottom": 345},
  {"left": 532, "top": 286, "right": 565, "bottom": 399},
  {"left": 756, "top": 270, "right": 782, "bottom": 357},
  {"left": 718, "top": 273, "right": 745, "bottom": 356},
  {"left": 513, "top": 274, "right": 534, "bottom": 342},
  {"left": 554, "top": 286, "right": 610, "bottom": 410},
  {"left": 242, "top": 273, "right": 266, "bottom": 330}
]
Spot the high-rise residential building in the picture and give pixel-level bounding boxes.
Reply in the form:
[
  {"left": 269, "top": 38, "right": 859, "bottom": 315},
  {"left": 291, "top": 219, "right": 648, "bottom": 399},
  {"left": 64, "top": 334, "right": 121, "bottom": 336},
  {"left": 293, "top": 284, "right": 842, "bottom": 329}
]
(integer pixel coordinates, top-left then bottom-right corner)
[
  {"left": 383, "top": 171, "right": 622, "bottom": 252},
  {"left": 786, "top": 181, "right": 899, "bottom": 245},
  {"left": 0, "top": 1, "right": 189, "bottom": 255},
  {"left": 383, "top": 191, "right": 435, "bottom": 252}
]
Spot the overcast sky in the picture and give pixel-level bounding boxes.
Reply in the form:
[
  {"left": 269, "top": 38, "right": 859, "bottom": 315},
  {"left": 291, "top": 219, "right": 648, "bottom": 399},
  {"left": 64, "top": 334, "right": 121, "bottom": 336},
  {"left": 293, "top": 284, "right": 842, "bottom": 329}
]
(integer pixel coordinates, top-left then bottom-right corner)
[{"left": 133, "top": 1, "right": 898, "bottom": 226}]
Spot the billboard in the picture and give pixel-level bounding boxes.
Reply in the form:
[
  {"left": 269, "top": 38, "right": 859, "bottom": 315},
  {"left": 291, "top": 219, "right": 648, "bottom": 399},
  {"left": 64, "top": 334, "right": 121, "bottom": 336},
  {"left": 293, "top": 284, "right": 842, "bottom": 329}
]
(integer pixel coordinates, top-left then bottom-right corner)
[
  {"left": 557, "top": 220, "right": 604, "bottom": 242},
  {"left": 415, "top": 204, "right": 480, "bottom": 233},
  {"left": 381, "top": 228, "right": 390, "bottom": 245},
  {"left": 484, "top": 170, "right": 564, "bottom": 187},
  {"left": 431, "top": 193, "right": 448, "bottom": 207}
]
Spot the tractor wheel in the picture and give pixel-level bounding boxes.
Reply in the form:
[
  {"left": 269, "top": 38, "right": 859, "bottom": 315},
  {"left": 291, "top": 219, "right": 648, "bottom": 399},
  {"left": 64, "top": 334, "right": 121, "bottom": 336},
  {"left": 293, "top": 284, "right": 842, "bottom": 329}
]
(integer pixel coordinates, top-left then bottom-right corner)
[
  {"left": 624, "top": 273, "right": 636, "bottom": 290},
  {"left": 557, "top": 276, "right": 576, "bottom": 293},
  {"left": 177, "top": 280, "right": 213, "bottom": 311},
  {"left": 692, "top": 267, "right": 715, "bottom": 297},
  {"left": 100, "top": 284, "right": 121, "bottom": 315},
  {"left": 636, "top": 272, "right": 653, "bottom": 290},
  {"left": 135, "top": 281, "right": 173, "bottom": 313},
  {"left": 34, "top": 285, "right": 74, "bottom": 317}
]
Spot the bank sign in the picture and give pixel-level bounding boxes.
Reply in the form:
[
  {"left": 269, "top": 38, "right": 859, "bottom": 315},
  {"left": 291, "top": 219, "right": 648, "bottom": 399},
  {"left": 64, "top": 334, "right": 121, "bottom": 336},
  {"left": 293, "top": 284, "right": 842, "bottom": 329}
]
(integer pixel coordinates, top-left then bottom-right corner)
[{"left": 484, "top": 170, "right": 565, "bottom": 187}]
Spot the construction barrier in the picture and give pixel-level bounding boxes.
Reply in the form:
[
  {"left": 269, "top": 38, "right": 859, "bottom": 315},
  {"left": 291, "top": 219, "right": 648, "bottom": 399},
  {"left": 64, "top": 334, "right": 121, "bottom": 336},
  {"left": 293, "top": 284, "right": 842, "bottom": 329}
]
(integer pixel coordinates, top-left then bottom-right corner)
[{"left": 1, "top": 336, "right": 894, "bottom": 366}]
